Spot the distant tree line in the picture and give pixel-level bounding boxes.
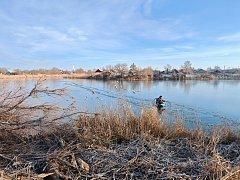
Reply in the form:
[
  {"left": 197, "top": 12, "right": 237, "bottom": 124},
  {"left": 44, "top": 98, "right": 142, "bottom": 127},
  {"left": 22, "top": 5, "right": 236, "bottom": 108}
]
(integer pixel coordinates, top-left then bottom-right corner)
[{"left": 1, "top": 61, "right": 240, "bottom": 80}]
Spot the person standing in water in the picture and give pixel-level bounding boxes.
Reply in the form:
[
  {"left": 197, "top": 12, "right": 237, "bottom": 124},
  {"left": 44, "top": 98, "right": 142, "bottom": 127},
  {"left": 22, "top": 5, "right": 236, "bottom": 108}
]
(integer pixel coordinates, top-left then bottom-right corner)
[
  {"left": 156, "top": 96, "right": 166, "bottom": 114},
  {"left": 156, "top": 95, "right": 165, "bottom": 106}
]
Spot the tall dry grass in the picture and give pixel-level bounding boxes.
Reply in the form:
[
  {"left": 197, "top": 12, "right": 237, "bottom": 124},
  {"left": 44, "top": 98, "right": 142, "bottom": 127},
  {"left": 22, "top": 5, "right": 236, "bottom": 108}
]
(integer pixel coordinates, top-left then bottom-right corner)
[
  {"left": 73, "top": 107, "right": 240, "bottom": 179},
  {"left": 0, "top": 105, "right": 240, "bottom": 179},
  {"left": 75, "top": 107, "right": 167, "bottom": 146},
  {"left": 75, "top": 105, "right": 238, "bottom": 146}
]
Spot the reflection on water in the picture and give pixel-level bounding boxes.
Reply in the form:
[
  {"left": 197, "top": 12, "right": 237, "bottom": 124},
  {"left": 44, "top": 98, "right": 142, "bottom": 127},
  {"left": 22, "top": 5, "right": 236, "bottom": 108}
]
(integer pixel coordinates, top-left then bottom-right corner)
[{"left": 1, "top": 79, "right": 240, "bottom": 126}]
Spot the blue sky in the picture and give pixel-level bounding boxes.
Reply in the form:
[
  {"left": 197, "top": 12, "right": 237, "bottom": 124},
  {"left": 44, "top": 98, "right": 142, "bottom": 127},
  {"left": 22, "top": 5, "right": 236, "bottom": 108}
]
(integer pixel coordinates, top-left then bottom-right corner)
[{"left": 0, "top": 0, "right": 240, "bottom": 70}]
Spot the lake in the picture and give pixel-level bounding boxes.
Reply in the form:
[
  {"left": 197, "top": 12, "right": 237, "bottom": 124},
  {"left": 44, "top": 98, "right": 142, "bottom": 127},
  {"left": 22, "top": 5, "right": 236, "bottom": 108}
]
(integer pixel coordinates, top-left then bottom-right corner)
[{"left": 1, "top": 78, "right": 240, "bottom": 127}]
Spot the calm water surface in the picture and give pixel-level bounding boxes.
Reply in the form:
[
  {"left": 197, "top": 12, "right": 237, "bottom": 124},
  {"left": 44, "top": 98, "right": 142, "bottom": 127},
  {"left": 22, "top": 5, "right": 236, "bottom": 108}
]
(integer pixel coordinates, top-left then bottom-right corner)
[{"left": 1, "top": 79, "right": 240, "bottom": 126}]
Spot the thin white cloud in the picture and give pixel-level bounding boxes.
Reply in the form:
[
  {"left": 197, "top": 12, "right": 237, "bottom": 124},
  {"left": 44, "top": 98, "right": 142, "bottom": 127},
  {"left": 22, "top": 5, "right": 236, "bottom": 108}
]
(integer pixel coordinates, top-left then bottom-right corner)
[
  {"left": 15, "top": 26, "right": 74, "bottom": 43},
  {"left": 0, "top": 11, "right": 15, "bottom": 23},
  {"left": 67, "top": 28, "right": 88, "bottom": 41},
  {"left": 11, "top": 26, "right": 89, "bottom": 51},
  {"left": 174, "top": 45, "right": 194, "bottom": 50},
  {"left": 217, "top": 32, "right": 240, "bottom": 42},
  {"left": 32, "top": 26, "right": 74, "bottom": 42},
  {"left": 142, "top": 0, "right": 153, "bottom": 16},
  {"left": 130, "top": 17, "right": 196, "bottom": 41}
]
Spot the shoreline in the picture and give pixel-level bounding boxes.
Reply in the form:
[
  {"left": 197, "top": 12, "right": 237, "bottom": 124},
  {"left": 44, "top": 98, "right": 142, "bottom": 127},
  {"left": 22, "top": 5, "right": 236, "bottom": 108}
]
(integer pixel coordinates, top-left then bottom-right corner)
[
  {"left": 0, "top": 73, "right": 90, "bottom": 80},
  {"left": 1, "top": 73, "right": 240, "bottom": 81},
  {"left": 0, "top": 74, "right": 65, "bottom": 79}
]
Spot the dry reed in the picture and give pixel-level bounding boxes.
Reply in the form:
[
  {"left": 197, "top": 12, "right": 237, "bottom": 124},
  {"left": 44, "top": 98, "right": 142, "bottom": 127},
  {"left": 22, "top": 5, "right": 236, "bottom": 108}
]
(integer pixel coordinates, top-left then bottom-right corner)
[
  {"left": 0, "top": 74, "right": 65, "bottom": 79},
  {"left": 0, "top": 106, "right": 240, "bottom": 179}
]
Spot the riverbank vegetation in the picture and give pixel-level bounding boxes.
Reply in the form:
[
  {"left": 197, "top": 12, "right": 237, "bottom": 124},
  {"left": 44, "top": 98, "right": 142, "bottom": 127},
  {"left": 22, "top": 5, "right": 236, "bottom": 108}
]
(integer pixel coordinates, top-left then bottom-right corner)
[
  {"left": 0, "top": 80, "right": 240, "bottom": 179},
  {"left": 0, "top": 74, "right": 67, "bottom": 79},
  {"left": 1, "top": 61, "right": 240, "bottom": 81}
]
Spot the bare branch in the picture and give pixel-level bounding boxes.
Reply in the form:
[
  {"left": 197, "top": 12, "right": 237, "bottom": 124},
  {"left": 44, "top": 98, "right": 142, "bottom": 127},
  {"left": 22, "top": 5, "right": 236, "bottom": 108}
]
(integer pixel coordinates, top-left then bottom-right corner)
[{"left": 0, "top": 78, "right": 71, "bottom": 129}]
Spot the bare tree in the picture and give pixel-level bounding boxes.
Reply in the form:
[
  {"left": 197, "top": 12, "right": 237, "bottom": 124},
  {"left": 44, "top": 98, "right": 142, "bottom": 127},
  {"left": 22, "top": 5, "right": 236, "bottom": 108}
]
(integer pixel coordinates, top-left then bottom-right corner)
[
  {"left": 103, "top": 65, "right": 115, "bottom": 72},
  {"left": 164, "top": 64, "right": 172, "bottom": 72},
  {"left": 49, "top": 67, "right": 61, "bottom": 74},
  {"left": 181, "top": 61, "right": 194, "bottom": 74},
  {"left": 0, "top": 78, "right": 81, "bottom": 129},
  {"left": 214, "top": 66, "right": 221, "bottom": 71},
  {"left": 129, "top": 63, "right": 139, "bottom": 76},
  {"left": 142, "top": 67, "right": 153, "bottom": 79},
  {"left": 75, "top": 68, "right": 85, "bottom": 74},
  {"left": 0, "top": 68, "right": 8, "bottom": 74},
  {"left": 114, "top": 63, "right": 128, "bottom": 78},
  {"left": 130, "top": 63, "right": 137, "bottom": 71},
  {"left": 207, "top": 67, "right": 212, "bottom": 72}
]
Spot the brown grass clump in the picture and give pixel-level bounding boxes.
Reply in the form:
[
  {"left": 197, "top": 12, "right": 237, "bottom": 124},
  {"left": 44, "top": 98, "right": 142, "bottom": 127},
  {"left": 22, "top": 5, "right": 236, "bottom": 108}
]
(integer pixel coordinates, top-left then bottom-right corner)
[{"left": 75, "top": 107, "right": 169, "bottom": 146}]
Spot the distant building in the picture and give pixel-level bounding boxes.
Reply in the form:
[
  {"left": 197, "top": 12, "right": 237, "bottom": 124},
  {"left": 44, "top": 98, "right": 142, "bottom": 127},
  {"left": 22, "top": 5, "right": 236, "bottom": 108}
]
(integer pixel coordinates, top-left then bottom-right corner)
[
  {"left": 161, "top": 69, "right": 173, "bottom": 78},
  {"left": 161, "top": 74, "right": 173, "bottom": 78},
  {"left": 186, "top": 74, "right": 198, "bottom": 78},
  {"left": 223, "top": 69, "right": 239, "bottom": 74},
  {"left": 196, "top": 69, "right": 207, "bottom": 74},
  {"left": 171, "top": 69, "right": 179, "bottom": 78},
  {"left": 209, "top": 69, "right": 221, "bottom": 74},
  {"left": 172, "top": 69, "right": 179, "bottom": 74},
  {"left": 6, "top": 70, "right": 17, "bottom": 75},
  {"left": 153, "top": 70, "right": 161, "bottom": 79},
  {"left": 95, "top": 69, "right": 103, "bottom": 73}
]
